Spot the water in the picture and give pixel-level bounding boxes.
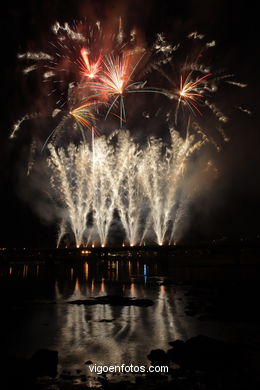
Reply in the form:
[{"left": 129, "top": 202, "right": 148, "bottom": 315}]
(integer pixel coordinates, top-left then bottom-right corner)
[
  {"left": 2, "top": 260, "right": 184, "bottom": 365},
  {"left": 1, "top": 258, "right": 260, "bottom": 382}
]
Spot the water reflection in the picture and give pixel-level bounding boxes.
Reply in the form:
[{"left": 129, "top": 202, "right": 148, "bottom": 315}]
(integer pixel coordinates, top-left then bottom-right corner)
[{"left": 1, "top": 259, "right": 189, "bottom": 368}]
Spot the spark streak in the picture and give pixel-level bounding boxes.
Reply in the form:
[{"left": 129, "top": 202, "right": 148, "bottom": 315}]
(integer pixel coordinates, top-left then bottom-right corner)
[
  {"left": 70, "top": 97, "right": 104, "bottom": 135},
  {"left": 178, "top": 73, "right": 212, "bottom": 115},
  {"left": 85, "top": 51, "right": 146, "bottom": 125},
  {"left": 78, "top": 48, "right": 102, "bottom": 79}
]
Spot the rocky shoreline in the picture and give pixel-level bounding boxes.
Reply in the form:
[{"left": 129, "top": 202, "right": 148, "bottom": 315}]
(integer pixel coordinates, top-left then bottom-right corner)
[{"left": 4, "top": 333, "right": 260, "bottom": 389}]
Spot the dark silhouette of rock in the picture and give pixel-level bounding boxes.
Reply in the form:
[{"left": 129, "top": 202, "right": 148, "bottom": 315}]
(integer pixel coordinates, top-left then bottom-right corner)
[
  {"left": 166, "top": 335, "right": 238, "bottom": 370},
  {"left": 99, "top": 318, "right": 115, "bottom": 322},
  {"left": 167, "top": 340, "right": 185, "bottom": 362},
  {"left": 147, "top": 349, "right": 168, "bottom": 365},
  {"left": 145, "top": 335, "right": 260, "bottom": 389},
  {"left": 68, "top": 295, "right": 154, "bottom": 307},
  {"left": 169, "top": 340, "right": 185, "bottom": 348}
]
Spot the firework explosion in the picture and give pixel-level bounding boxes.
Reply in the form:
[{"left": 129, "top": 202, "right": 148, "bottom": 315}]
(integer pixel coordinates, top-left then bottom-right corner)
[{"left": 12, "top": 20, "right": 247, "bottom": 247}]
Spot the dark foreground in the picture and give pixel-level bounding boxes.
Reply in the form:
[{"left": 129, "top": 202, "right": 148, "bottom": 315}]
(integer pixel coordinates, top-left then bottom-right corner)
[{"left": 1, "top": 248, "right": 260, "bottom": 389}]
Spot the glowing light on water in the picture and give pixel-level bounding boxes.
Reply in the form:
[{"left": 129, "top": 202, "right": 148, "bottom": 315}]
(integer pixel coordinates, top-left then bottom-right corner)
[
  {"left": 101, "top": 277, "right": 105, "bottom": 293},
  {"left": 144, "top": 264, "right": 147, "bottom": 284},
  {"left": 130, "top": 282, "right": 135, "bottom": 296},
  {"left": 84, "top": 262, "right": 88, "bottom": 281}
]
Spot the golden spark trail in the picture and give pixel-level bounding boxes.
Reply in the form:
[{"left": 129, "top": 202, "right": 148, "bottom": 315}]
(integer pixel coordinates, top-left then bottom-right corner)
[{"left": 70, "top": 98, "right": 105, "bottom": 136}]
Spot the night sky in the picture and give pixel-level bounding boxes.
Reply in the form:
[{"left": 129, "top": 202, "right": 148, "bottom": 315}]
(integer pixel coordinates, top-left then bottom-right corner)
[{"left": 0, "top": 0, "right": 259, "bottom": 248}]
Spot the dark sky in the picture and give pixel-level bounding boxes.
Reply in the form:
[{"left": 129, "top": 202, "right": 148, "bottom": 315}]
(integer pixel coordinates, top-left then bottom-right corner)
[{"left": 0, "top": 0, "right": 259, "bottom": 248}]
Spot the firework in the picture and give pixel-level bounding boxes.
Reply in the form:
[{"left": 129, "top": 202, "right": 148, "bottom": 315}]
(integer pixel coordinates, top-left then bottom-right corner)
[
  {"left": 177, "top": 73, "right": 212, "bottom": 115},
  {"left": 14, "top": 21, "right": 246, "bottom": 143},
  {"left": 85, "top": 50, "right": 146, "bottom": 125},
  {"left": 78, "top": 48, "right": 102, "bottom": 79},
  {"left": 70, "top": 97, "right": 105, "bottom": 136},
  {"left": 12, "top": 20, "right": 247, "bottom": 248},
  {"left": 48, "top": 130, "right": 204, "bottom": 247}
]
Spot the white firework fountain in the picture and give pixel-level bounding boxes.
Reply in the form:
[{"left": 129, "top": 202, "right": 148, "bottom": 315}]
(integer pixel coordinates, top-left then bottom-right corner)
[{"left": 48, "top": 129, "right": 204, "bottom": 247}]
